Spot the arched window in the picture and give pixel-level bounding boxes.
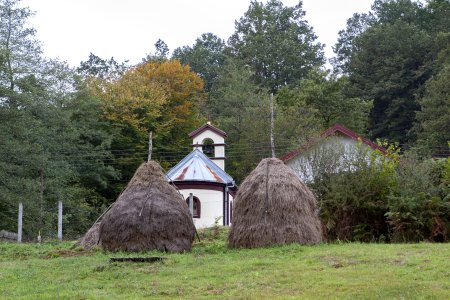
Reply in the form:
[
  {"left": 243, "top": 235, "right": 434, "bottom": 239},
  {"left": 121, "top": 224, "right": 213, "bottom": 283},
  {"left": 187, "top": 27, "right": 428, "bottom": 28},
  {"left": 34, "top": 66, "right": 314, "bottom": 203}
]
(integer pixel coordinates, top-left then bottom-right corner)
[
  {"left": 202, "top": 138, "right": 214, "bottom": 157},
  {"left": 186, "top": 196, "right": 201, "bottom": 218}
]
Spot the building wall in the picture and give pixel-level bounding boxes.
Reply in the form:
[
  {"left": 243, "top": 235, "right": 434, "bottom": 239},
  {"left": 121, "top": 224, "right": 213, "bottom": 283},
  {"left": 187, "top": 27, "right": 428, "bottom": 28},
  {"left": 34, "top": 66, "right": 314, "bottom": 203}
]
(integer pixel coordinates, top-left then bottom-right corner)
[
  {"left": 210, "top": 157, "right": 225, "bottom": 170},
  {"left": 286, "top": 136, "right": 377, "bottom": 182},
  {"left": 192, "top": 131, "right": 225, "bottom": 145},
  {"left": 178, "top": 188, "right": 233, "bottom": 229},
  {"left": 192, "top": 129, "right": 226, "bottom": 170}
]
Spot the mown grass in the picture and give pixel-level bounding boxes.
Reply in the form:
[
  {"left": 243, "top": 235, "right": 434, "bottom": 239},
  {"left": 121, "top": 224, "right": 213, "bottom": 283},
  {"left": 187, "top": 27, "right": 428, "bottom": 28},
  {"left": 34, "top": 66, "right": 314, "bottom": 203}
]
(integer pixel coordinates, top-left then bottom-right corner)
[{"left": 0, "top": 227, "right": 449, "bottom": 299}]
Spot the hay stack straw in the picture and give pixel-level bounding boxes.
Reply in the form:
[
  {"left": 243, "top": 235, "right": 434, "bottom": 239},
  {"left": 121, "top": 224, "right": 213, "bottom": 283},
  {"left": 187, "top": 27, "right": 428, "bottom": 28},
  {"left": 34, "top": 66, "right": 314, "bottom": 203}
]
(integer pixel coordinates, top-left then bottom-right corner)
[
  {"left": 79, "top": 222, "right": 101, "bottom": 250},
  {"left": 99, "top": 161, "right": 196, "bottom": 252},
  {"left": 228, "top": 158, "right": 322, "bottom": 248}
]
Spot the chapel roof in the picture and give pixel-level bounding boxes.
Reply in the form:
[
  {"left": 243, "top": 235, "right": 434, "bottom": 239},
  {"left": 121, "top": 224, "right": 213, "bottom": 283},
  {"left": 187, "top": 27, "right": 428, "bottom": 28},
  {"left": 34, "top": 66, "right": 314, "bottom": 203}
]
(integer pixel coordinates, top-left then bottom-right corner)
[
  {"left": 188, "top": 123, "right": 228, "bottom": 138},
  {"left": 166, "top": 149, "right": 235, "bottom": 186}
]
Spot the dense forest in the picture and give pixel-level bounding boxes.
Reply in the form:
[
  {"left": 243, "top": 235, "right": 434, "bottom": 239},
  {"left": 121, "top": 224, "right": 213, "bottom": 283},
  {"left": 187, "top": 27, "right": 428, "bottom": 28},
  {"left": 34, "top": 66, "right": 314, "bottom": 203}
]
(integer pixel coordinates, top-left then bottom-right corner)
[{"left": 0, "top": 0, "right": 449, "bottom": 241}]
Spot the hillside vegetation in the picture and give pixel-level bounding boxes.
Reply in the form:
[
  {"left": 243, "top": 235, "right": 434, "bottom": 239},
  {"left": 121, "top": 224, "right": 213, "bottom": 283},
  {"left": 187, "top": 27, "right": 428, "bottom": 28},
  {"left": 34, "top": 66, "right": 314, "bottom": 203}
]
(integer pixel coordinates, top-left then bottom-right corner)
[{"left": 1, "top": 0, "right": 449, "bottom": 240}]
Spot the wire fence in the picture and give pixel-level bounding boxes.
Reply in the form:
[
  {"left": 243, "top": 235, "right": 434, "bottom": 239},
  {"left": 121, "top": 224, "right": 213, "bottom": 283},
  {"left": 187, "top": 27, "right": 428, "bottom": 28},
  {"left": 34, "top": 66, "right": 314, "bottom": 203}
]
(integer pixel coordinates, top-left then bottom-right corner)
[
  {"left": 2, "top": 140, "right": 448, "bottom": 244},
  {"left": 1, "top": 201, "right": 88, "bottom": 243}
]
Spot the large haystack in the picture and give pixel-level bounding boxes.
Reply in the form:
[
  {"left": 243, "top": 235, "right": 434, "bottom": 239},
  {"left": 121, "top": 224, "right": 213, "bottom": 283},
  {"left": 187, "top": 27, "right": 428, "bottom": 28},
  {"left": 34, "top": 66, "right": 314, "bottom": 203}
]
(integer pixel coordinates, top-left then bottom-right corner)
[
  {"left": 99, "top": 161, "right": 196, "bottom": 252},
  {"left": 228, "top": 158, "right": 322, "bottom": 248},
  {"left": 79, "top": 222, "right": 101, "bottom": 250}
]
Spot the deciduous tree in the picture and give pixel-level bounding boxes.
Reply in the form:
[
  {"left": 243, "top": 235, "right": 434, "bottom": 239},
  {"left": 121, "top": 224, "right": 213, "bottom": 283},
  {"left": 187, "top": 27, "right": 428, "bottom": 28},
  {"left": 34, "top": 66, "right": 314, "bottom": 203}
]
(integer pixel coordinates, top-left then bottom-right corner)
[
  {"left": 333, "top": 0, "right": 448, "bottom": 145},
  {"left": 228, "top": 0, "right": 324, "bottom": 92},
  {"left": 173, "top": 33, "right": 227, "bottom": 92}
]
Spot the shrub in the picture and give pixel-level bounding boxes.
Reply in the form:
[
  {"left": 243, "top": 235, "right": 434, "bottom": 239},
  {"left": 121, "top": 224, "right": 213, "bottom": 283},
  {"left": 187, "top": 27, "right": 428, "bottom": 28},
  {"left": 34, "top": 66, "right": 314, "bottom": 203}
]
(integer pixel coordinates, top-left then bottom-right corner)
[
  {"left": 310, "top": 143, "right": 398, "bottom": 242},
  {"left": 386, "top": 156, "right": 450, "bottom": 242}
]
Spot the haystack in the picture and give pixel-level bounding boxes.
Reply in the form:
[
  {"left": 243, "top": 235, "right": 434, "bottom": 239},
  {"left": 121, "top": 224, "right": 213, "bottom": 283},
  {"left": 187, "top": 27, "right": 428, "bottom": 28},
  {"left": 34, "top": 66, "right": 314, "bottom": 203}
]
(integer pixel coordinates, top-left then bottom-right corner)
[
  {"left": 228, "top": 158, "right": 322, "bottom": 248},
  {"left": 99, "top": 161, "right": 196, "bottom": 252},
  {"left": 79, "top": 222, "right": 101, "bottom": 250}
]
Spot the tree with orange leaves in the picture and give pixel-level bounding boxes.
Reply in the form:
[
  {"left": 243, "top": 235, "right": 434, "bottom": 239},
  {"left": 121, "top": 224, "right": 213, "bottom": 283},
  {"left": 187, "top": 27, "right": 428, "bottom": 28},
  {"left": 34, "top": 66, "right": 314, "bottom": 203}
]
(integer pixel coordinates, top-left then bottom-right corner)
[{"left": 91, "top": 60, "right": 205, "bottom": 183}]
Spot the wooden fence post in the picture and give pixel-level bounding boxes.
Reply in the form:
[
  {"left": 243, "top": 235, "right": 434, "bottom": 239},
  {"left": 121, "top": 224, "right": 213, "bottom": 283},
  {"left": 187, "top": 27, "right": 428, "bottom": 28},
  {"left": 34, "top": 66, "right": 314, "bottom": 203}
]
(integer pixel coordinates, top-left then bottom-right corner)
[
  {"left": 18, "top": 202, "right": 23, "bottom": 243},
  {"left": 58, "top": 201, "right": 63, "bottom": 241}
]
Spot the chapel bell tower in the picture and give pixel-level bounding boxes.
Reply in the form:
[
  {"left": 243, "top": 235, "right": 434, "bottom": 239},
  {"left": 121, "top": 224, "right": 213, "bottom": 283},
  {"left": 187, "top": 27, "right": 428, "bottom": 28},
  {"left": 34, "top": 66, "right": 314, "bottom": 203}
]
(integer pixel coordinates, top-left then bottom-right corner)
[{"left": 189, "top": 122, "right": 227, "bottom": 170}]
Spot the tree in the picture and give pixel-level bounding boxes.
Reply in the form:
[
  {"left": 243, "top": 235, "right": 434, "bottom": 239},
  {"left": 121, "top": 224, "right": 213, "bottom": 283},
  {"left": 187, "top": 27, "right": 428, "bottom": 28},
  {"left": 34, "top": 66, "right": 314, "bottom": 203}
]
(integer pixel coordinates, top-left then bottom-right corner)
[
  {"left": 209, "top": 59, "right": 270, "bottom": 182},
  {"left": 77, "top": 53, "right": 128, "bottom": 81},
  {"left": 331, "top": 12, "right": 374, "bottom": 74},
  {"left": 278, "top": 69, "right": 372, "bottom": 133},
  {"left": 0, "top": 0, "right": 135, "bottom": 238},
  {"left": 0, "top": 0, "right": 41, "bottom": 98},
  {"left": 333, "top": 0, "right": 447, "bottom": 145},
  {"left": 65, "top": 81, "right": 119, "bottom": 209},
  {"left": 173, "top": 33, "right": 227, "bottom": 92},
  {"left": 424, "top": 0, "right": 450, "bottom": 34},
  {"left": 0, "top": 74, "right": 91, "bottom": 237},
  {"left": 415, "top": 63, "right": 450, "bottom": 156},
  {"left": 209, "top": 59, "right": 322, "bottom": 182},
  {"left": 91, "top": 60, "right": 205, "bottom": 183},
  {"left": 228, "top": 0, "right": 324, "bottom": 92},
  {"left": 142, "top": 39, "right": 170, "bottom": 62},
  {"left": 154, "top": 39, "right": 169, "bottom": 59}
]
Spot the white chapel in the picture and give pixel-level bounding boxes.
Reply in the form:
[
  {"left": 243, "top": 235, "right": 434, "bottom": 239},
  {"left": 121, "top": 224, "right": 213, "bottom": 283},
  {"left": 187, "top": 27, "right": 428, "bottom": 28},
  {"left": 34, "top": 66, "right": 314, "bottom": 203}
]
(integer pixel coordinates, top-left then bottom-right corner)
[{"left": 166, "top": 123, "right": 237, "bottom": 228}]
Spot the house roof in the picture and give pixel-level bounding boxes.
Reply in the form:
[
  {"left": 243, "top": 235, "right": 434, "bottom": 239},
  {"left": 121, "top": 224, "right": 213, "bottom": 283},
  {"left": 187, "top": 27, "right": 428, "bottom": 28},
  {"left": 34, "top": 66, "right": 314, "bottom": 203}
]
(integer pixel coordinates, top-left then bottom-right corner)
[
  {"left": 188, "top": 123, "right": 228, "bottom": 138},
  {"left": 166, "top": 149, "right": 235, "bottom": 186},
  {"left": 281, "top": 124, "right": 388, "bottom": 162}
]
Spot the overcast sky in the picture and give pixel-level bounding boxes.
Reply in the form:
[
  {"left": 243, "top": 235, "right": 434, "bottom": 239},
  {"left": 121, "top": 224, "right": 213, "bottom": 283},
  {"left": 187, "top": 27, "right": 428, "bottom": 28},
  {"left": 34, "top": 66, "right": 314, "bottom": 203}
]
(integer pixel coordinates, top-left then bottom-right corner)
[{"left": 21, "top": 0, "right": 375, "bottom": 67}]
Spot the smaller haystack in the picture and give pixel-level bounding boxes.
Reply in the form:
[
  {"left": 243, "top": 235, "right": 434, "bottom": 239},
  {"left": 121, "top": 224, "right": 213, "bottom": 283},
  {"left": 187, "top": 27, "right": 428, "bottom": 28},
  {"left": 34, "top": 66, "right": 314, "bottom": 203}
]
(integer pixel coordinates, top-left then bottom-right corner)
[
  {"left": 79, "top": 222, "right": 101, "bottom": 250},
  {"left": 228, "top": 158, "right": 322, "bottom": 248},
  {"left": 99, "top": 161, "right": 196, "bottom": 252}
]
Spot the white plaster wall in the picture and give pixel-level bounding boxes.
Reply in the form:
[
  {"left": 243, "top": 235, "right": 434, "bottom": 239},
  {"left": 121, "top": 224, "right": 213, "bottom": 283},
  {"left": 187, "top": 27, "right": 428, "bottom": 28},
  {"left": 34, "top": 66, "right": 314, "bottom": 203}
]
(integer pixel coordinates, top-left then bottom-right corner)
[
  {"left": 286, "top": 136, "right": 376, "bottom": 182},
  {"left": 214, "top": 145, "right": 225, "bottom": 157},
  {"left": 192, "top": 130, "right": 224, "bottom": 145},
  {"left": 211, "top": 158, "right": 225, "bottom": 170},
  {"left": 179, "top": 189, "right": 224, "bottom": 229},
  {"left": 192, "top": 129, "right": 227, "bottom": 170}
]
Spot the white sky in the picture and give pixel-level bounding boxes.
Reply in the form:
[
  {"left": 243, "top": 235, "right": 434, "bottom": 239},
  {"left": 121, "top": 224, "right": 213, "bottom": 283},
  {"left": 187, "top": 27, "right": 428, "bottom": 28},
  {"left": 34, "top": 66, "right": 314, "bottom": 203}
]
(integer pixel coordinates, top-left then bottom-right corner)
[{"left": 21, "top": 0, "right": 374, "bottom": 67}]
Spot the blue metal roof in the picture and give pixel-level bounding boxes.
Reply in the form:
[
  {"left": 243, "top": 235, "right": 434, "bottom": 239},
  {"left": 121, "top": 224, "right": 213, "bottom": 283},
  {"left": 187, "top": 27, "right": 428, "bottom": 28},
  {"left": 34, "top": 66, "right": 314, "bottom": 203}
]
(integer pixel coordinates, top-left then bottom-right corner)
[{"left": 166, "top": 149, "right": 235, "bottom": 186}]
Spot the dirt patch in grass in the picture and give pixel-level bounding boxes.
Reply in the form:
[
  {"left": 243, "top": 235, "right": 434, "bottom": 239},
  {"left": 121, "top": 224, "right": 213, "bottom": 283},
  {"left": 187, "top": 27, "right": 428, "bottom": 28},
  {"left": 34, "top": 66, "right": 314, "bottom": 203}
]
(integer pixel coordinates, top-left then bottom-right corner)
[
  {"left": 391, "top": 258, "right": 406, "bottom": 266},
  {"left": 43, "top": 249, "right": 93, "bottom": 259}
]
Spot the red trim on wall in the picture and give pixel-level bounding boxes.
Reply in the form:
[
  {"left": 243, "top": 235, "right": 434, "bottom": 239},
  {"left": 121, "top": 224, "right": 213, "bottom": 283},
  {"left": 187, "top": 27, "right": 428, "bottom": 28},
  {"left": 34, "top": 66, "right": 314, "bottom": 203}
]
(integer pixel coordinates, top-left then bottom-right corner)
[
  {"left": 172, "top": 181, "right": 238, "bottom": 195},
  {"left": 188, "top": 124, "right": 228, "bottom": 138},
  {"left": 281, "top": 123, "right": 388, "bottom": 162},
  {"left": 172, "top": 181, "right": 226, "bottom": 192},
  {"left": 191, "top": 143, "right": 226, "bottom": 147}
]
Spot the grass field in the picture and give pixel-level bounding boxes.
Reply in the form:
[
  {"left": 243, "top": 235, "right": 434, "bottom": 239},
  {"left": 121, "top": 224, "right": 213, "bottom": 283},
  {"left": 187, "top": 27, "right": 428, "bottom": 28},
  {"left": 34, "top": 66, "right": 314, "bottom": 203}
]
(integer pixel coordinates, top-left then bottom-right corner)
[{"left": 0, "top": 228, "right": 449, "bottom": 299}]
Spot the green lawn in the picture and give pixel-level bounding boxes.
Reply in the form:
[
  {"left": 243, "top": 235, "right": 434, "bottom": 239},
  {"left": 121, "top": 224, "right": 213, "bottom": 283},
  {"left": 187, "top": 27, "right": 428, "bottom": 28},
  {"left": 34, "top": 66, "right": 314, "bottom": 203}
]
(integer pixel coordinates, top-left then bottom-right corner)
[{"left": 0, "top": 228, "right": 449, "bottom": 299}]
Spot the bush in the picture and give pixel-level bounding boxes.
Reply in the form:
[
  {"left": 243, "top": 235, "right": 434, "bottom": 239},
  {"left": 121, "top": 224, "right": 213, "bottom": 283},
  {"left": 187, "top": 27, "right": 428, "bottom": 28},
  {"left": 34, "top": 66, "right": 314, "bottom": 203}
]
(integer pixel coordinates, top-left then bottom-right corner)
[
  {"left": 310, "top": 143, "right": 398, "bottom": 242},
  {"left": 386, "top": 157, "right": 450, "bottom": 242}
]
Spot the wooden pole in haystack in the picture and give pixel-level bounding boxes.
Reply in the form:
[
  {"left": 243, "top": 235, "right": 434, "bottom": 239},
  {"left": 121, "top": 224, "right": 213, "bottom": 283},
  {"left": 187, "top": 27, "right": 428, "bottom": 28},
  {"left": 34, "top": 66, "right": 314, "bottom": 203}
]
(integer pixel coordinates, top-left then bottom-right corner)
[
  {"left": 148, "top": 131, "right": 153, "bottom": 162},
  {"left": 269, "top": 93, "right": 276, "bottom": 158}
]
